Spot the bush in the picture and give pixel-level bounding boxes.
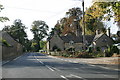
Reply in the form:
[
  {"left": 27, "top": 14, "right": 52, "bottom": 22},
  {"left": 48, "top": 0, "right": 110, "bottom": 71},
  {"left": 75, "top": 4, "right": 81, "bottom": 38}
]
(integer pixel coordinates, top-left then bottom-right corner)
[
  {"left": 96, "top": 47, "right": 100, "bottom": 51},
  {"left": 105, "top": 45, "right": 119, "bottom": 57},
  {"left": 88, "top": 47, "right": 93, "bottom": 53},
  {"left": 52, "top": 45, "right": 61, "bottom": 51},
  {"left": 76, "top": 52, "right": 93, "bottom": 58},
  {"left": 111, "top": 46, "right": 119, "bottom": 54}
]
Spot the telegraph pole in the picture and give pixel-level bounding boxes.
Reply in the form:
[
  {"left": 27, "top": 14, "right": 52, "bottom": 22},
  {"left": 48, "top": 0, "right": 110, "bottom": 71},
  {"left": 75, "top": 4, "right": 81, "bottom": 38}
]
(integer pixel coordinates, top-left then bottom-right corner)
[
  {"left": 73, "top": 0, "right": 86, "bottom": 50},
  {"left": 82, "top": 0, "right": 86, "bottom": 50}
]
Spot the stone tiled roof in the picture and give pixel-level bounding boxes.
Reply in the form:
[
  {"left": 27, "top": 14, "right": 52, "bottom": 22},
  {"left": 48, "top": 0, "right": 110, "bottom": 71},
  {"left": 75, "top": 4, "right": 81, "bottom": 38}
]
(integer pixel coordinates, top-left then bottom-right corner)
[
  {"left": 60, "top": 35, "right": 94, "bottom": 43},
  {"left": 85, "top": 35, "right": 95, "bottom": 43},
  {"left": 60, "top": 35, "right": 83, "bottom": 43},
  {"left": 93, "top": 33, "right": 104, "bottom": 42}
]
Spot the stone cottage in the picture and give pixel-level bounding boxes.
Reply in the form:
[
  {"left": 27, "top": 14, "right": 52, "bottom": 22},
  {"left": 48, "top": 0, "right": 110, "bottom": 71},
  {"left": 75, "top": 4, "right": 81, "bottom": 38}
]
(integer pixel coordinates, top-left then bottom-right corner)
[
  {"left": 92, "top": 29, "right": 114, "bottom": 51},
  {"left": 47, "top": 28, "right": 114, "bottom": 53},
  {"left": 47, "top": 30, "right": 94, "bottom": 52}
]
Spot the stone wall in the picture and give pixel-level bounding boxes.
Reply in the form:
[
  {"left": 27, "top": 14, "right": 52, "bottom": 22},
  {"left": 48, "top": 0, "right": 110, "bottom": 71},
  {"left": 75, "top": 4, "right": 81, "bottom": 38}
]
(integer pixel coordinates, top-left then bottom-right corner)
[
  {"left": 0, "top": 32, "right": 2, "bottom": 61},
  {"left": 65, "top": 43, "right": 83, "bottom": 51},
  {"left": 1, "top": 32, "right": 23, "bottom": 61},
  {"left": 49, "top": 34, "right": 64, "bottom": 51}
]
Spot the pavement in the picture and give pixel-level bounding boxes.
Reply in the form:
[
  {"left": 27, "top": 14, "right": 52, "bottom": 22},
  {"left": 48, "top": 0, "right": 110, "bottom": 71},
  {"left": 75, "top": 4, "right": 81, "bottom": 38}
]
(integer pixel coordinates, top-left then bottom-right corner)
[{"left": 1, "top": 52, "right": 120, "bottom": 80}]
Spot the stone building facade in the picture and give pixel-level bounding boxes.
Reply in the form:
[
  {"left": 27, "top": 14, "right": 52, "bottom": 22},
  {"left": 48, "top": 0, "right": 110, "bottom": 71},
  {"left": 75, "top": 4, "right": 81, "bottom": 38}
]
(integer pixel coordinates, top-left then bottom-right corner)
[
  {"left": 47, "top": 29, "right": 114, "bottom": 53},
  {"left": 47, "top": 31, "right": 94, "bottom": 52}
]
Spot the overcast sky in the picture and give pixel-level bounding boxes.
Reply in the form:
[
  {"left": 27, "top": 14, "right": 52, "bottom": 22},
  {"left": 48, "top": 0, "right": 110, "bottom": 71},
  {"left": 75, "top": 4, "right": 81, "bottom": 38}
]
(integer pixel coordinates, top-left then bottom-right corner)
[{"left": 0, "top": 0, "right": 118, "bottom": 39}]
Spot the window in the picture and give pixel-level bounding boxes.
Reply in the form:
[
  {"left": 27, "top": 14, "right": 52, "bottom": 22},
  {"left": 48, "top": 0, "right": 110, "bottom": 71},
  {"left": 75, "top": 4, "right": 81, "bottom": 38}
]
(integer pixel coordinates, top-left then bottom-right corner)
[
  {"left": 69, "top": 40, "right": 74, "bottom": 45},
  {"left": 102, "top": 39, "right": 107, "bottom": 42}
]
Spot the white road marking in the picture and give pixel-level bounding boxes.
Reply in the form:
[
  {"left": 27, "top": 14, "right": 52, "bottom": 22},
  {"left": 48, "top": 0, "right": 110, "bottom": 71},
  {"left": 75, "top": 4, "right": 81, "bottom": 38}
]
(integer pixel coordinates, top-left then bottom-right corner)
[
  {"left": 34, "top": 55, "right": 44, "bottom": 65},
  {"left": 39, "top": 61, "right": 44, "bottom": 64},
  {"left": 60, "top": 75, "right": 69, "bottom": 80},
  {"left": 3, "top": 61, "right": 9, "bottom": 65},
  {"left": 46, "top": 65, "right": 54, "bottom": 71},
  {"left": 74, "top": 68, "right": 79, "bottom": 69},
  {"left": 103, "top": 75, "right": 109, "bottom": 77},
  {"left": 14, "top": 56, "right": 20, "bottom": 60},
  {"left": 65, "top": 60, "right": 68, "bottom": 61},
  {"left": 73, "top": 61, "right": 78, "bottom": 63},
  {"left": 89, "top": 65, "right": 95, "bottom": 66},
  {"left": 70, "top": 74, "right": 87, "bottom": 80},
  {"left": 14, "top": 54, "right": 24, "bottom": 60}
]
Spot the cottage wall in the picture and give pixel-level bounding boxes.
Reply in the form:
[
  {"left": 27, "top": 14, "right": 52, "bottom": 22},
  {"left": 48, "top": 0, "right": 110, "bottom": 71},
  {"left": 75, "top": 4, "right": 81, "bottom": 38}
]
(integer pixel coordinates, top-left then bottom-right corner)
[
  {"left": 95, "top": 34, "right": 114, "bottom": 51},
  {"left": 65, "top": 43, "right": 83, "bottom": 51},
  {"left": 49, "top": 35, "right": 64, "bottom": 51}
]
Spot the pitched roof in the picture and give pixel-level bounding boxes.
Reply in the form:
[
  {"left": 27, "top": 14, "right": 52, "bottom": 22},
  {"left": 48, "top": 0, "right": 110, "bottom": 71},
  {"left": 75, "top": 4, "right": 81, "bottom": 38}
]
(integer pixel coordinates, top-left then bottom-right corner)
[
  {"left": 60, "top": 34, "right": 94, "bottom": 43},
  {"left": 85, "top": 35, "right": 95, "bottom": 43},
  {"left": 93, "top": 33, "right": 104, "bottom": 42},
  {"left": 60, "top": 35, "right": 83, "bottom": 43}
]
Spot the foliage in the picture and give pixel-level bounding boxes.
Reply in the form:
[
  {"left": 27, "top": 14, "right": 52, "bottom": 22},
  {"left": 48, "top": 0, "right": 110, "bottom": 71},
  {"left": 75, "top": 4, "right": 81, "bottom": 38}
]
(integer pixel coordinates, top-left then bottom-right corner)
[
  {"left": 24, "top": 39, "right": 32, "bottom": 52},
  {"left": 82, "top": 2, "right": 106, "bottom": 34},
  {"left": 88, "top": 47, "right": 93, "bottom": 53},
  {"left": 76, "top": 52, "right": 93, "bottom": 58},
  {"left": 82, "top": 1, "right": 120, "bottom": 34},
  {"left": 52, "top": 7, "right": 82, "bottom": 36},
  {"left": 2, "top": 19, "right": 29, "bottom": 51},
  {"left": 0, "top": 4, "right": 9, "bottom": 22},
  {"left": 96, "top": 47, "right": 101, "bottom": 51},
  {"left": 66, "top": 47, "right": 75, "bottom": 52},
  {"left": 105, "top": 45, "right": 119, "bottom": 57},
  {"left": 52, "top": 45, "right": 61, "bottom": 51},
  {"left": 86, "top": 1, "right": 120, "bottom": 30},
  {"left": 31, "top": 20, "right": 49, "bottom": 51},
  {"left": 0, "top": 38, "right": 11, "bottom": 47},
  {"left": 76, "top": 52, "right": 104, "bottom": 58},
  {"left": 40, "top": 41, "right": 47, "bottom": 49}
]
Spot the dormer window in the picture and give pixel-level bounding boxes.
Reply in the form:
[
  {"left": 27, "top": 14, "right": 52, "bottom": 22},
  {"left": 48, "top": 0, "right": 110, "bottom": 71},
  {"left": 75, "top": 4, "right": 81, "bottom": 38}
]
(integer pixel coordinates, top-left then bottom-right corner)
[
  {"left": 69, "top": 40, "right": 74, "bottom": 45},
  {"left": 102, "top": 39, "right": 107, "bottom": 42}
]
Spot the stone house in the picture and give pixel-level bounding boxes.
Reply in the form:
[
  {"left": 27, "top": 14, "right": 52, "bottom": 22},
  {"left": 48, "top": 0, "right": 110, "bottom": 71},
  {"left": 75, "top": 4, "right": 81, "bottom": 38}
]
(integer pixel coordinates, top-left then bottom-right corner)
[
  {"left": 92, "top": 29, "right": 114, "bottom": 51},
  {"left": 47, "top": 28, "right": 114, "bottom": 53},
  {"left": 47, "top": 31, "right": 94, "bottom": 52}
]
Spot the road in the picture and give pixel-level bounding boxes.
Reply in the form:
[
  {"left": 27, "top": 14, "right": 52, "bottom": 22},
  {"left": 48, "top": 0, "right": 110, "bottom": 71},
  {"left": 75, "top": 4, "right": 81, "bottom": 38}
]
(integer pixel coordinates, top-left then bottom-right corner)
[{"left": 2, "top": 53, "right": 119, "bottom": 80}]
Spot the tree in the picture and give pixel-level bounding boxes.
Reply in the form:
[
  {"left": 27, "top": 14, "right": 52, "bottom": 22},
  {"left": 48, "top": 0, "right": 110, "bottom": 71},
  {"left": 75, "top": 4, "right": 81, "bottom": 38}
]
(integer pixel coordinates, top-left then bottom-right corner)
[
  {"left": 84, "top": 1, "right": 120, "bottom": 34},
  {"left": 97, "top": 1, "right": 120, "bottom": 28},
  {"left": 82, "top": 2, "right": 106, "bottom": 34},
  {"left": 66, "top": 7, "right": 82, "bottom": 19},
  {"left": 31, "top": 20, "right": 49, "bottom": 52},
  {"left": 0, "top": 4, "right": 9, "bottom": 22},
  {"left": 40, "top": 41, "right": 47, "bottom": 50},
  {"left": 2, "top": 19, "right": 28, "bottom": 51},
  {"left": 54, "top": 7, "right": 83, "bottom": 36}
]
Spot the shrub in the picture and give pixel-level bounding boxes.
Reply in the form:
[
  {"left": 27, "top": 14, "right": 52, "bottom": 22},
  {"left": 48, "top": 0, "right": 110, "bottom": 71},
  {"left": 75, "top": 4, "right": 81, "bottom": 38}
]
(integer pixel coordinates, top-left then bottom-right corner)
[
  {"left": 76, "top": 52, "right": 93, "bottom": 58},
  {"left": 111, "top": 46, "right": 119, "bottom": 54},
  {"left": 96, "top": 47, "right": 100, "bottom": 51},
  {"left": 52, "top": 45, "right": 61, "bottom": 51},
  {"left": 88, "top": 47, "right": 93, "bottom": 53},
  {"left": 105, "top": 45, "right": 119, "bottom": 57}
]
